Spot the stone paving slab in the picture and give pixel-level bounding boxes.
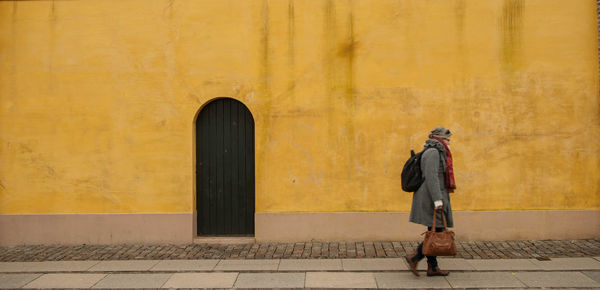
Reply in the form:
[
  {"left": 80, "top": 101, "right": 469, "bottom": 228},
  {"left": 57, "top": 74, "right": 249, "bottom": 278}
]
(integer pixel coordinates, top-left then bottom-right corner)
[
  {"left": 279, "top": 259, "right": 342, "bottom": 271},
  {"left": 161, "top": 272, "right": 238, "bottom": 288},
  {"left": 23, "top": 273, "right": 106, "bottom": 288},
  {"left": 466, "top": 258, "right": 541, "bottom": 270},
  {"left": 1, "top": 239, "right": 597, "bottom": 261},
  {"left": 215, "top": 259, "right": 280, "bottom": 271},
  {"left": 531, "top": 257, "right": 600, "bottom": 270},
  {"left": 0, "top": 273, "right": 42, "bottom": 288},
  {"left": 583, "top": 271, "right": 600, "bottom": 283},
  {"left": 445, "top": 272, "right": 526, "bottom": 288},
  {"left": 92, "top": 273, "right": 171, "bottom": 288},
  {"left": 0, "top": 261, "right": 100, "bottom": 273},
  {"left": 594, "top": 256, "right": 600, "bottom": 262},
  {"left": 305, "top": 272, "right": 377, "bottom": 288},
  {"left": 150, "top": 259, "right": 218, "bottom": 271},
  {"left": 416, "top": 258, "right": 476, "bottom": 270},
  {"left": 88, "top": 260, "right": 160, "bottom": 272},
  {"left": 515, "top": 271, "right": 600, "bottom": 288},
  {"left": 234, "top": 272, "right": 305, "bottom": 288},
  {"left": 342, "top": 258, "right": 407, "bottom": 271},
  {"left": 374, "top": 272, "right": 450, "bottom": 288}
]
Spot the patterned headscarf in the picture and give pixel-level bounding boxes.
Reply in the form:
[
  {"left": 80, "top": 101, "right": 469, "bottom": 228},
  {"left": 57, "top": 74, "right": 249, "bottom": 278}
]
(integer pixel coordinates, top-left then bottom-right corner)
[{"left": 429, "top": 126, "right": 452, "bottom": 140}]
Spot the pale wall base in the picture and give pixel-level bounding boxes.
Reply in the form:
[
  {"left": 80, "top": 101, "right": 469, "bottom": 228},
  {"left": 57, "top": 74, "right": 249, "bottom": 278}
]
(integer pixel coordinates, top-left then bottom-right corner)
[
  {"left": 1, "top": 210, "right": 599, "bottom": 245},
  {"left": 0, "top": 213, "right": 192, "bottom": 245},
  {"left": 255, "top": 210, "right": 600, "bottom": 242}
]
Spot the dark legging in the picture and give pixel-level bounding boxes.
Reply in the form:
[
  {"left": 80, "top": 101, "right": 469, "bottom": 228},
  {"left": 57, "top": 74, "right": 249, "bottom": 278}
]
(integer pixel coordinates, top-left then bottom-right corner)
[{"left": 413, "top": 227, "right": 443, "bottom": 267}]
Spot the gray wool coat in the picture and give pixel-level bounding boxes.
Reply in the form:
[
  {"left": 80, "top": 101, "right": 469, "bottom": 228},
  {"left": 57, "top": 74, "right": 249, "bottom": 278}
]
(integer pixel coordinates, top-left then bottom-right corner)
[{"left": 409, "top": 139, "right": 454, "bottom": 228}]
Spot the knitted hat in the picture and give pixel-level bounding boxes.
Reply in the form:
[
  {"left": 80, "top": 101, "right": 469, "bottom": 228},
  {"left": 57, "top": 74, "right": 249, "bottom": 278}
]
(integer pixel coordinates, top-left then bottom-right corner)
[{"left": 429, "top": 126, "right": 452, "bottom": 140}]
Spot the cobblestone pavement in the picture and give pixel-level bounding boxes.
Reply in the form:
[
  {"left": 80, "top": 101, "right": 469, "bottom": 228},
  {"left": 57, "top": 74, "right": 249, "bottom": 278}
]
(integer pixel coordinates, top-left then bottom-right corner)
[{"left": 0, "top": 240, "right": 598, "bottom": 262}]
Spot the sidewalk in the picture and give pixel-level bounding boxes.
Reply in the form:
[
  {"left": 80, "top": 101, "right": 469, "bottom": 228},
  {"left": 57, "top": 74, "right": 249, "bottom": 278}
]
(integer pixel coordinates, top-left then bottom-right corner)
[
  {"left": 1, "top": 257, "right": 600, "bottom": 288},
  {"left": 0, "top": 240, "right": 599, "bottom": 288}
]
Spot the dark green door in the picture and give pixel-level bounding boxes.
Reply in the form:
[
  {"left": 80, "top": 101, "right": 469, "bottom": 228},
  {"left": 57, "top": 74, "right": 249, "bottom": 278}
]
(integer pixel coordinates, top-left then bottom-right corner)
[{"left": 196, "top": 98, "right": 255, "bottom": 235}]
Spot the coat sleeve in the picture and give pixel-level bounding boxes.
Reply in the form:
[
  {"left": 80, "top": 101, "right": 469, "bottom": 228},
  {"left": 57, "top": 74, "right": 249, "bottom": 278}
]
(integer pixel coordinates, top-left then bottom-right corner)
[{"left": 422, "top": 148, "right": 444, "bottom": 203}]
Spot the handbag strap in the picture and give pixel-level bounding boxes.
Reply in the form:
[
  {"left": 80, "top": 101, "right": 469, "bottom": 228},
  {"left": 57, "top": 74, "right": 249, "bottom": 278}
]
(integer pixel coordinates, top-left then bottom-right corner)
[{"left": 431, "top": 208, "right": 448, "bottom": 230}]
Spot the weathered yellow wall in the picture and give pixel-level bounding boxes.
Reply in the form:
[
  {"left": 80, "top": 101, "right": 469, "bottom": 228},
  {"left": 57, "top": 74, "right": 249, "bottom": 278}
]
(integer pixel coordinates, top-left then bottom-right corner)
[{"left": 0, "top": 0, "right": 598, "bottom": 215}]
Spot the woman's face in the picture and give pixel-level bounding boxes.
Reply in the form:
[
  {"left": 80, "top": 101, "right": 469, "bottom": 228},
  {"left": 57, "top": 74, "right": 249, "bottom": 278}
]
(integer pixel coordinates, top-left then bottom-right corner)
[{"left": 442, "top": 138, "right": 450, "bottom": 145}]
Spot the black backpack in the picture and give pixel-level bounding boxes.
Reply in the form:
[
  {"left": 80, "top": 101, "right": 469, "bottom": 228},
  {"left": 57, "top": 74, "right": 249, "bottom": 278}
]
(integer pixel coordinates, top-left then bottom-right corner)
[{"left": 401, "top": 149, "right": 426, "bottom": 192}]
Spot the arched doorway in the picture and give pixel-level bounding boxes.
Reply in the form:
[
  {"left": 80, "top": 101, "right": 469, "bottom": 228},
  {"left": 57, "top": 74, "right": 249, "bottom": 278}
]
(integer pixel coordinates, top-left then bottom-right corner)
[{"left": 196, "top": 98, "right": 255, "bottom": 235}]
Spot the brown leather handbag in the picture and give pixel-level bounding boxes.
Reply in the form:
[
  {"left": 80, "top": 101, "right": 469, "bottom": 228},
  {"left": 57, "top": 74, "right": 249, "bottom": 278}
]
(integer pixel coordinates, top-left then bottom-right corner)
[{"left": 422, "top": 209, "right": 457, "bottom": 256}]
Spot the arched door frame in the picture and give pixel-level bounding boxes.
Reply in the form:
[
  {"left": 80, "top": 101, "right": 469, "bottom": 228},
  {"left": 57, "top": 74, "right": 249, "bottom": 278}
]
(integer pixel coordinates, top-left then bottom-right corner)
[{"left": 192, "top": 97, "right": 255, "bottom": 237}]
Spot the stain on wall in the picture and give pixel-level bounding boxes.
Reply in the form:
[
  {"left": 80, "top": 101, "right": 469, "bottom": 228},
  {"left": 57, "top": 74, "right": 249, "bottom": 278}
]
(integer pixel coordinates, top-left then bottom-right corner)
[
  {"left": 287, "top": 0, "right": 296, "bottom": 98},
  {"left": 500, "top": 0, "right": 524, "bottom": 71}
]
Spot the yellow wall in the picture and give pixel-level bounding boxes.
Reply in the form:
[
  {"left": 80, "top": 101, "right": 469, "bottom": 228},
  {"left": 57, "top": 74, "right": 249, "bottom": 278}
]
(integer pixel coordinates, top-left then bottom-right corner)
[{"left": 0, "top": 0, "right": 598, "bottom": 214}]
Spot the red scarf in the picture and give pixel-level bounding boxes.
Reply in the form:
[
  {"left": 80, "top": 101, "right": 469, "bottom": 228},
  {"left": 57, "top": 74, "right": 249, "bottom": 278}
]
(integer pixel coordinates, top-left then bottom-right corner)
[{"left": 432, "top": 137, "right": 456, "bottom": 192}]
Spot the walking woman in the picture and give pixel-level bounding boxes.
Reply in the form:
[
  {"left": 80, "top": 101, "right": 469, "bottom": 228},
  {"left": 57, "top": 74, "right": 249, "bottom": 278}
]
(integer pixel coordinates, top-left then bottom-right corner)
[{"left": 405, "top": 126, "right": 456, "bottom": 276}]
